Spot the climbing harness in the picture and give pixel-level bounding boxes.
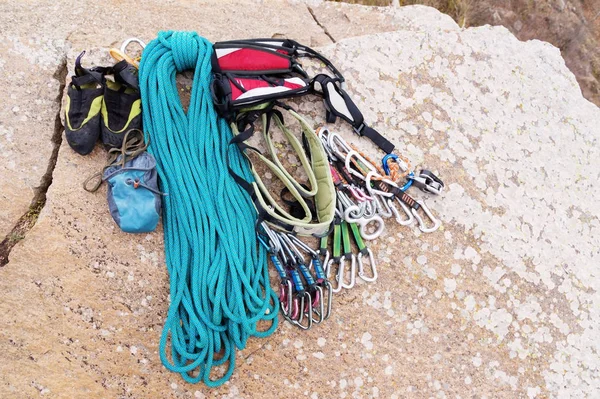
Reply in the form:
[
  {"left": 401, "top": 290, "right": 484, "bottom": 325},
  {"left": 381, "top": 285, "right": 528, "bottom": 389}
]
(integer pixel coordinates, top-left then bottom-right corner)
[
  {"left": 211, "top": 38, "right": 395, "bottom": 154},
  {"left": 139, "top": 31, "right": 278, "bottom": 387},
  {"left": 209, "top": 38, "right": 444, "bottom": 319}
]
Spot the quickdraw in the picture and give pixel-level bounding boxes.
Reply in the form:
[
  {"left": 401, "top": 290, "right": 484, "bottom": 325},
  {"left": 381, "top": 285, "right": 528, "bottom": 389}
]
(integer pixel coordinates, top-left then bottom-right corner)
[{"left": 260, "top": 223, "right": 332, "bottom": 330}]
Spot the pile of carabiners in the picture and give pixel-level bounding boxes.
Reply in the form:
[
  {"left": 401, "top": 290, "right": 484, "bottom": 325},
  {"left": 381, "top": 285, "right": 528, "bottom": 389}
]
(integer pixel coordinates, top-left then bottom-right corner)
[
  {"left": 259, "top": 223, "right": 332, "bottom": 330},
  {"left": 259, "top": 127, "right": 444, "bottom": 330}
]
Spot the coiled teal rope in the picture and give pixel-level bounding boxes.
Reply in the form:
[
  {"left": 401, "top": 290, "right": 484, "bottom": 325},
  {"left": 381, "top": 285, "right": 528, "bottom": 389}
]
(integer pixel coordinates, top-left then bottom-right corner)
[{"left": 139, "top": 31, "right": 278, "bottom": 387}]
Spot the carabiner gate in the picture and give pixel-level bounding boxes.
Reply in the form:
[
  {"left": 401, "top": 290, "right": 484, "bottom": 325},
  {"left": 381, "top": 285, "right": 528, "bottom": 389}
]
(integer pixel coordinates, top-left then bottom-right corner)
[
  {"left": 389, "top": 198, "right": 414, "bottom": 226},
  {"left": 340, "top": 254, "right": 356, "bottom": 289},
  {"left": 295, "top": 291, "right": 313, "bottom": 330},
  {"left": 328, "top": 258, "right": 344, "bottom": 293},
  {"left": 358, "top": 248, "right": 378, "bottom": 282},
  {"left": 411, "top": 200, "right": 441, "bottom": 233},
  {"left": 311, "top": 286, "right": 325, "bottom": 324}
]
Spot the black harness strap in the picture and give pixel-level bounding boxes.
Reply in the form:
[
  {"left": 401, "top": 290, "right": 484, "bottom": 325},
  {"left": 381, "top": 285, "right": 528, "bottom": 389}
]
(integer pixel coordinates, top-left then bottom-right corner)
[{"left": 312, "top": 74, "right": 395, "bottom": 154}]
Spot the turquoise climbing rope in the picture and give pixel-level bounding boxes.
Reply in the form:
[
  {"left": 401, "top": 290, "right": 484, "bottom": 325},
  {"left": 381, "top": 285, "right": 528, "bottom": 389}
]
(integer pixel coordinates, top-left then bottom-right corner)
[{"left": 139, "top": 31, "right": 278, "bottom": 387}]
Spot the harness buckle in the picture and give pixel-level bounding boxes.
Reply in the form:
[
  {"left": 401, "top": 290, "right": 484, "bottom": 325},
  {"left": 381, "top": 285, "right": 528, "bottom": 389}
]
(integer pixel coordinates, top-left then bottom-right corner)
[{"left": 353, "top": 123, "right": 366, "bottom": 137}]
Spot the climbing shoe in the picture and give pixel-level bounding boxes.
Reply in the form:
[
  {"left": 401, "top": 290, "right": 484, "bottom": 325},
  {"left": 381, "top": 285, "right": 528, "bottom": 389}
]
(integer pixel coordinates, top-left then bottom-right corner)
[
  {"left": 64, "top": 51, "right": 106, "bottom": 155},
  {"left": 101, "top": 60, "right": 142, "bottom": 149}
]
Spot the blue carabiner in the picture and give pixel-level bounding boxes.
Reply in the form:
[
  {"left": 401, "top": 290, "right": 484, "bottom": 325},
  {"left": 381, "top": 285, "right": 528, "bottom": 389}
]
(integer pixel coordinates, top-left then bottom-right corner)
[
  {"left": 257, "top": 235, "right": 271, "bottom": 251},
  {"left": 382, "top": 154, "right": 414, "bottom": 191}
]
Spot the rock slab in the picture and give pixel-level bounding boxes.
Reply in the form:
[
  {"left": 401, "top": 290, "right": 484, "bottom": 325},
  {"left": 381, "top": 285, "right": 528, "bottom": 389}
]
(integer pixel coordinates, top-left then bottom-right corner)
[{"left": 1, "top": 1, "right": 599, "bottom": 398}]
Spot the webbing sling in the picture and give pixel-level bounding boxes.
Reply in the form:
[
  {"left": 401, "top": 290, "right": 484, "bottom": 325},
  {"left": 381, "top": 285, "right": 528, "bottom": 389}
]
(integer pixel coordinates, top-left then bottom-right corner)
[
  {"left": 230, "top": 104, "right": 336, "bottom": 236},
  {"left": 139, "top": 31, "right": 278, "bottom": 387}
]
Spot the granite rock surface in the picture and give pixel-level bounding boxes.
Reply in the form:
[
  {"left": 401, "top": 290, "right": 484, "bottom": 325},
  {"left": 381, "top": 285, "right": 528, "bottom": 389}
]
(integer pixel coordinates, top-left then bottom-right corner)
[{"left": 1, "top": 1, "right": 599, "bottom": 398}]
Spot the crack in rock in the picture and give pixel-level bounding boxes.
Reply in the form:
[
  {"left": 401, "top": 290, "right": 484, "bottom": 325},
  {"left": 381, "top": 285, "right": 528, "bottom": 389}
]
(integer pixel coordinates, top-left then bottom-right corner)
[
  {"left": 307, "top": 5, "right": 337, "bottom": 43},
  {"left": 0, "top": 56, "right": 67, "bottom": 267}
]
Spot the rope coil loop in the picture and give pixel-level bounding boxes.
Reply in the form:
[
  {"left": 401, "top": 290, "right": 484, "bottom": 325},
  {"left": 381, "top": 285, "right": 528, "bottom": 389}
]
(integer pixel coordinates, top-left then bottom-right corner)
[{"left": 139, "top": 31, "right": 278, "bottom": 387}]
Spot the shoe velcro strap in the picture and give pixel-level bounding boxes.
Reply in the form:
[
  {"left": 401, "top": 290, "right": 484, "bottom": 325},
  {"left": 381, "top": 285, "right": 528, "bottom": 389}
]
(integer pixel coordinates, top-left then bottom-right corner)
[{"left": 112, "top": 60, "right": 140, "bottom": 90}]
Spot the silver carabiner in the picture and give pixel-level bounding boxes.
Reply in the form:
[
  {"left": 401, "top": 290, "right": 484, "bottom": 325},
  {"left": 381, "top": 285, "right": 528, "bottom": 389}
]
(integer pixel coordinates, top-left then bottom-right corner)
[
  {"left": 362, "top": 200, "right": 377, "bottom": 219},
  {"left": 279, "top": 280, "right": 295, "bottom": 320},
  {"left": 389, "top": 198, "right": 414, "bottom": 226},
  {"left": 327, "top": 132, "right": 354, "bottom": 161},
  {"left": 294, "top": 292, "right": 313, "bottom": 330},
  {"left": 340, "top": 254, "right": 356, "bottom": 289},
  {"left": 373, "top": 194, "right": 393, "bottom": 218},
  {"left": 311, "top": 285, "right": 325, "bottom": 324},
  {"left": 287, "top": 234, "right": 318, "bottom": 258},
  {"left": 358, "top": 248, "right": 378, "bottom": 283},
  {"left": 328, "top": 258, "right": 345, "bottom": 293},
  {"left": 320, "top": 250, "right": 330, "bottom": 273},
  {"left": 411, "top": 200, "right": 441, "bottom": 233},
  {"left": 321, "top": 281, "right": 333, "bottom": 320},
  {"left": 120, "top": 37, "right": 146, "bottom": 53}
]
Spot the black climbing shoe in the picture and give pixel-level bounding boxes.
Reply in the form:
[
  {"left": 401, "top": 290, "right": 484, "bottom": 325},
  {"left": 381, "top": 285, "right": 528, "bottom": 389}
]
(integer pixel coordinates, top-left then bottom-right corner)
[
  {"left": 64, "top": 51, "right": 107, "bottom": 155},
  {"left": 101, "top": 60, "right": 142, "bottom": 149}
]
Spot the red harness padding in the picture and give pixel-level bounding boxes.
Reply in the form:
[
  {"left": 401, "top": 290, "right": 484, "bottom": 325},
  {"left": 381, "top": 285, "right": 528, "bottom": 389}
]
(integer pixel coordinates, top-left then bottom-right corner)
[
  {"left": 215, "top": 47, "right": 293, "bottom": 73},
  {"left": 229, "top": 77, "right": 306, "bottom": 101},
  {"left": 210, "top": 38, "right": 396, "bottom": 154}
]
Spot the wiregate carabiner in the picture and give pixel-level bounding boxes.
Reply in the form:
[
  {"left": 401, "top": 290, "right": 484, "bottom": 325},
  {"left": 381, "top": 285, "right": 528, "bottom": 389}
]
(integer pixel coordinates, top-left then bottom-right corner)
[
  {"left": 317, "top": 127, "right": 338, "bottom": 162},
  {"left": 318, "top": 235, "right": 330, "bottom": 273},
  {"left": 310, "top": 285, "right": 325, "bottom": 324},
  {"left": 321, "top": 280, "right": 333, "bottom": 319},
  {"left": 372, "top": 193, "right": 393, "bottom": 218},
  {"left": 345, "top": 151, "right": 380, "bottom": 184},
  {"left": 327, "top": 132, "right": 354, "bottom": 161},
  {"left": 347, "top": 221, "right": 378, "bottom": 283},
  {"left": 389, "top": 198, "right": 414, "bottom": 226},
  {"left": 411, "top": 200, "right": 441, "bottom": 233},
  {"left": 328, "top": 257, "right": 345, "bottom": 293},
  {"left": 295, "top": 291, "right": 313, "bottom": 330},
  {"left": 309, "top": 267, "right": 332, "bottom": 319},
  {"left": 358, "top": 248, "right": 378, "bottom": 283},
  {"left": 341, "top": 254, "right": 356, "bottom": 289},
  {"left": 279, "top": 280, "right": 297, "bottom": 320}
]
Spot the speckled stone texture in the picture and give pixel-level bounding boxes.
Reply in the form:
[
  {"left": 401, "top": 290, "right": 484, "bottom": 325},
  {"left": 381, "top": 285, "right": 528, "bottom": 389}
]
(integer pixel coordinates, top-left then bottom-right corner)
[{"left": 1, "top": 1, "right": 599, "bottom": 398}]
